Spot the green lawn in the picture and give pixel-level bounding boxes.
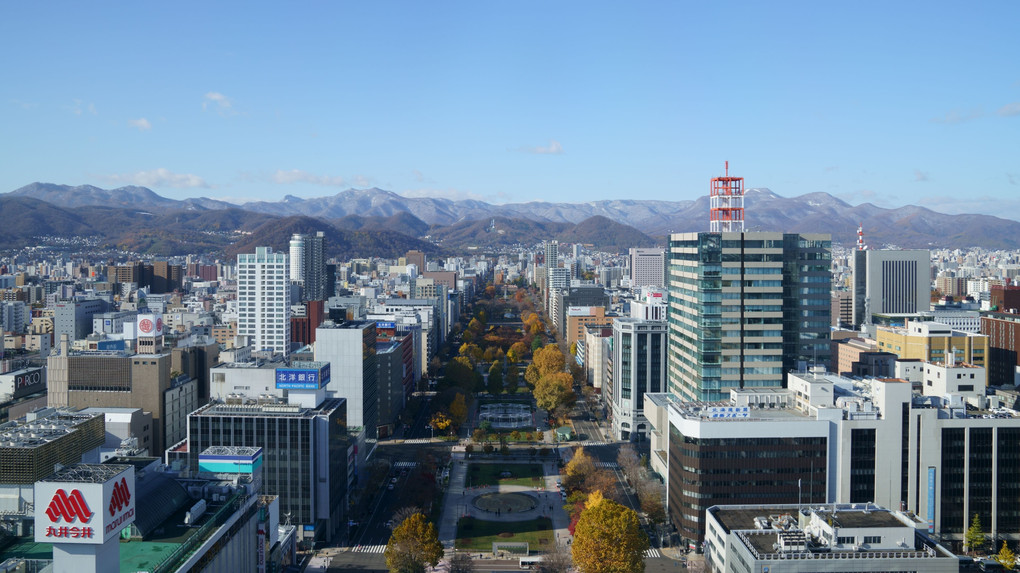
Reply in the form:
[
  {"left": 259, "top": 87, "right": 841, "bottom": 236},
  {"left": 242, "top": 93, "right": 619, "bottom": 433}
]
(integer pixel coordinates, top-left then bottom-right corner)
[
  {"left": 467, "top": 463, "right": 545, "bottom": 488},
  {"left": 455, "top": 517, "right": 555, "bottom": 551}
]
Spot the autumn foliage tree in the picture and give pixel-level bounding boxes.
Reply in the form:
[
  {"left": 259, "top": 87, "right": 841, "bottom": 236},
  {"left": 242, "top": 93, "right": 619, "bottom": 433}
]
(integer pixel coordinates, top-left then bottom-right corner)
[
  {"left": 507, "top": 341, "right": 528, "bottom": 363},
  {"left": 449, "top": 394, "right": 468, "bottom": 429},
  {"left": 429, "top": 411, "right": 451, "bottom": 434},
  {"left": 572, "top": 492, "right": 648, "bottom": 573},
  {"left": 385, "top": 512, "right": 444, "bottom": 573},
  {"left": 533, "top": 344, "right": 565, "bottom": 377},
  {"left": 995, "top": 540, "right": 1016, "bottom": 570},
  {"left": 534, "top": 372, "right": 576, "bottom": 416},
  {"left": 564, "top": 447, "right": 617, "bottom": 498}
]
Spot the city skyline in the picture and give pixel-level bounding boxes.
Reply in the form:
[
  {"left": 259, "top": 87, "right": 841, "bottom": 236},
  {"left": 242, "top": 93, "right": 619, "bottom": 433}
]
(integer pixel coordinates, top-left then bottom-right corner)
[{"left": 2, "top": 2, "right": 1019, "bottom": 219}]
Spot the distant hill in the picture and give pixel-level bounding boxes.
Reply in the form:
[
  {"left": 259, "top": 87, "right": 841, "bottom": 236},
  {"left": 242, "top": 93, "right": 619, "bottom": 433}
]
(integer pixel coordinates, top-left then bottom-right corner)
[
  {"left": 8, "top": 182, "right": 1020, "bottom": 249},
  {"left": 556, "top": 215, "right": 657, "bottom": 251},
  {"left": 426, "top": 217, "right": 571, "bottom": 250},
  {"left": 331, "top": 211, "right": 431, "bottom": 237},
  {"left": 0, "top": 196, "right": 98, "bottom": 246},
  {"left": 225, "top": 216, "right": 440, "bottom": 260}
]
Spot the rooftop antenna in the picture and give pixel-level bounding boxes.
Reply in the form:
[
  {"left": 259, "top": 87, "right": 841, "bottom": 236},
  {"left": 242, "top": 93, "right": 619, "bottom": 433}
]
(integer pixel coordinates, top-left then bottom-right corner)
[
  {"left": 857, "top": 223, "right": 867, "bottom": 251},
  {"left": 710, "top": 161, "right": 745, "bottom": 232}
]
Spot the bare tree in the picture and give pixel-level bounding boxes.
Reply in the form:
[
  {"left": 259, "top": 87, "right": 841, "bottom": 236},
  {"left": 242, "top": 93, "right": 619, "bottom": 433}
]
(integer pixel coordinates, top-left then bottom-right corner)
[
  {"left": 448, "top": 551, "right": 475, "bottom": 573},
  {"left": 391, "top": 505, "right": 421, "bottom": 529},
  {"left": 537, "top": 543, "right": 572, "bottom": 573}
]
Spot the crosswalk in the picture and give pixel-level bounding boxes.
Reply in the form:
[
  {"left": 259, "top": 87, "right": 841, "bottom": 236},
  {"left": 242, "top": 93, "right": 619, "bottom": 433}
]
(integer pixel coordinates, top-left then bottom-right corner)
[
  {"left": 578, "top": 440, "right": 608, "bottom": 446},
  {"left": 404, "top": 438, "right": 431, "bottom": 444},
  {"left": 595, "top": 461, "right": 618, "bottom": 469},
  {"left": 393, "top": 461, "right": 419, "bottom": 469},
  {"left": 644, "top": 548, "right": 662, "bottom": 558}
]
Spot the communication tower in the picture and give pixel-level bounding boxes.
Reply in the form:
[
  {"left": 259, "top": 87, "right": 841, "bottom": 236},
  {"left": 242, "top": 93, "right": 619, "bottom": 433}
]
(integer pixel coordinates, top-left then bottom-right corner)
[{"left": 709, "top": 161, "right": 744, "bottom": 232}]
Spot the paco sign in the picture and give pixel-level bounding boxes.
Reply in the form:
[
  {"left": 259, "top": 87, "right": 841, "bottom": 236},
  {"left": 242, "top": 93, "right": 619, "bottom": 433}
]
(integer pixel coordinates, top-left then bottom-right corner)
[{"left": 35, "top": 466, "right": 135, "bottom": 545}]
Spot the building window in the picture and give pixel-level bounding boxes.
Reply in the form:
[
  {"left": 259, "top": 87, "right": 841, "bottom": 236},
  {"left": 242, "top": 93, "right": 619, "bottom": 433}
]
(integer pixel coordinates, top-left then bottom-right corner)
[{"left": 863, "top": 536, "right": 881, "bottom": 544}]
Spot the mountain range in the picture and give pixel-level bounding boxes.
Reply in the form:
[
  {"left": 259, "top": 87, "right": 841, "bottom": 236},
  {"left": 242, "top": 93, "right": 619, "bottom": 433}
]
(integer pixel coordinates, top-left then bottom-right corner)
[{"left": 5, "top": 182, "right": 1020, "bottom": 252}]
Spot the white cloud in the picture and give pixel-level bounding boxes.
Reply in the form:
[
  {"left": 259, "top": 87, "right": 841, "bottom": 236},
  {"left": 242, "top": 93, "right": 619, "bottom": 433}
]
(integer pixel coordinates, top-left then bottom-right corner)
[
  {"left": 271, "top": 169, "right": 348, "bottom": 187},
  {"left": 99, "top": 168, "right": 209, "bottom": 189},
  {"left": 69, "top": 99, "right": 98, "bottom": 116},
  {"left": 930, "top": 108, "right": 983, "bottom": 124},
  {"left": 128, "top": 118, "right": 151, "bottom": 131},
  {"left": 413, "top": 169, "right": 436, "bottom": 184},
  {"left": 519, "top": 139, "right": 564, "bottom": 155},
  {"left": 998, "top": 102, "right": 1020, "bottom": 117},
  {"left": 913, "top": 170, "right": 929, "bottom": 182},
  {"left": 203, "top": 92, "right": 234, "bottom": 114}
]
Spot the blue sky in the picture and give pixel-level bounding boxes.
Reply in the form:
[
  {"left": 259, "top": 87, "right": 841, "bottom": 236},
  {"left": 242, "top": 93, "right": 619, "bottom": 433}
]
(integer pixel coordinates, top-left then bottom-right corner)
[{"left": 2, "top": 2, "right": 1018, "bottom": 218}]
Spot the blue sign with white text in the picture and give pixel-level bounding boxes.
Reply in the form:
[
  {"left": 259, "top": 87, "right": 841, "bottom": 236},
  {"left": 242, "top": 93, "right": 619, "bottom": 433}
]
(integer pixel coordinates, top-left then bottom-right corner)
[{"left": 275, "top": 363, "right": 331, "bottom": 390}]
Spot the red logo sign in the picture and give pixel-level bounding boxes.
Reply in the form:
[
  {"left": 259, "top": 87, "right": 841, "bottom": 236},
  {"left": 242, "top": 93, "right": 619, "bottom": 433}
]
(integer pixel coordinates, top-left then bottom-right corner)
[
  {"left": 46, "top": 489, "right": 94, "bottom": 523},
  {"left": 139, "top": 319, "right": 153, "bottom": 334},
  {"left": 109, "top": 478, "right": 131, "bottom": 516}
]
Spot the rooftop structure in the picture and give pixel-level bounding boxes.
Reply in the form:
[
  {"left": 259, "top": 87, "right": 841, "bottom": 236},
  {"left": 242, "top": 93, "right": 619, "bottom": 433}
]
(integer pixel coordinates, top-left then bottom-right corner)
[{"left": 705, "top": 503, "right": 958, "bottom": 573}]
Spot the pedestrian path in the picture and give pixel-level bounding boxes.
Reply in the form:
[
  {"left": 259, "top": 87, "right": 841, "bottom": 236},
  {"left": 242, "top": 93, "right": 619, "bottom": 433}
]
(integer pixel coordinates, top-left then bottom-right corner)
[{"left": 352, "top": 544, "right": 387, "bottom": 553}]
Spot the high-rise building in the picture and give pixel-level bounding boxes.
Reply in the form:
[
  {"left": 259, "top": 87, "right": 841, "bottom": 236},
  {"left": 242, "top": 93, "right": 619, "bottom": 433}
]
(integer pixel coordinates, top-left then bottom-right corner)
[
  {"left": 289, "top": 234, "right": 305, "bottom": 283},
  {"left": 607, "top": 318, "right": 666, "bottom": 442},
  {"left": 151, "top": 261, "right": 182, "bottom": 294},
  {"left": 237, "top": 247, "right": 291, "bottom": 355},
  {"left": 647, "top": 368, "right": 1020, "bottom": 552},
  {"left": 554, "top": 285, "right": 609, "bottom": 339},
  {"left": 544, "top": 240, "right": 559, "bottom": 270},
  {"left": 290, "top": 232, "right": 327, "bottom": 301},
  {"left": 180, "top": 398, "right": 348, "bottom": 543},
  {"left": 314, "top": 321, "right": 379, "bottom": 439},
  {"left": 629, "top": 247, "right": 665, "bottom": 289},
  {"left": 852, "top": 249, "right": 930, "bottom": 328},
  {"left": 666, "top": 232, "right": 832, "bottom": 402},
  {"left": 405, "top": 250, "right": 426, "bottom": 274}
]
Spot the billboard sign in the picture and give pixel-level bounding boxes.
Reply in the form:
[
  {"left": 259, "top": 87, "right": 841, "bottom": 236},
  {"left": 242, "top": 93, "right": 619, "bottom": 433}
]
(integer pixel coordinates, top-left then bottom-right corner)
[
  {"left": 702, "top": 406, "right": 750, "bottom": 419},
  {"left": 927, "top": 467, "right": 936, "bottom": 533},
  {"left": 136, "top": 313, "right": 163, "bottom": 337},
  {"left": 35, "top": 466, "right": 135, "bottom": 545},
  {"left": 13, "top": 367, "right": 45, "bottom": 399},
  {"left": 376, "top": 321, "right": 396, "bottom": 329},
  {"left": 275, "top": 362, "right": 331, "bottom": 390}
]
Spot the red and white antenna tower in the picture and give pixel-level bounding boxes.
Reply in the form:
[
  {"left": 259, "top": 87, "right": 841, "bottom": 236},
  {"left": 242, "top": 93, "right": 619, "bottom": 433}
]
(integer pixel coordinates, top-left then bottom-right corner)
[
  {"left": 857, "top": 223, "right": 867, "bottom": 250},
  {"left": 710, "top": 161, "right": 744, "bottom": 232}
]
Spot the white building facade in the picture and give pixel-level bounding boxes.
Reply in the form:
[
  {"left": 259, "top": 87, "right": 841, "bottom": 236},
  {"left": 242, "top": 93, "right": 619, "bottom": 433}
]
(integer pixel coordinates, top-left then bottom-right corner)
[{"left": 237, "top": 247, "right": 290, "bottom": 356}]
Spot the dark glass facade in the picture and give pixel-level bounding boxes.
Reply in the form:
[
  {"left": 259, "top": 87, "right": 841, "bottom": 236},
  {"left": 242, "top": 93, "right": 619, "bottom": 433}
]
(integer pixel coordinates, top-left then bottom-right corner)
[{"left": 667, "top": 422, "right": 827, "bottom": 545}]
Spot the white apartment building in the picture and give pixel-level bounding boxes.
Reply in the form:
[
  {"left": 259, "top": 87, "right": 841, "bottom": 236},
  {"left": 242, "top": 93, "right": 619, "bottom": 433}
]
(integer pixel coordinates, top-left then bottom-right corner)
[{"left": 237, "top": 247, "right": 291, "bottom": 356}]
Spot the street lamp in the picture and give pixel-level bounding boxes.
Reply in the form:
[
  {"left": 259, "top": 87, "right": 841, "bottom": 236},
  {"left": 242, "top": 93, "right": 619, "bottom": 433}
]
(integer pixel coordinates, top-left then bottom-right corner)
[{"left": 427, "top": 425, "right": 434, "bottom": 439}]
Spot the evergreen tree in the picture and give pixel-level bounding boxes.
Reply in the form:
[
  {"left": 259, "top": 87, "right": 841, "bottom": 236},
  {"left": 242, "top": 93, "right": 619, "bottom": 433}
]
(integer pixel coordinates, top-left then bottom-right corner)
[{"left": 965, "top": 513, "right": 986, "bottom": 555}]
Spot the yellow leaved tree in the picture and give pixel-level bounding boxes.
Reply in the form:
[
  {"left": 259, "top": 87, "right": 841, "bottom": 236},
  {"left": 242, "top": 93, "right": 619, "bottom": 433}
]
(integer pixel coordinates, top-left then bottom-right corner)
[
  {"left": 384, "top": 512, "right": 443, "bottom": 573},
  {"left": 571, "top": 494, "right": 649, "bottom": 573}
]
